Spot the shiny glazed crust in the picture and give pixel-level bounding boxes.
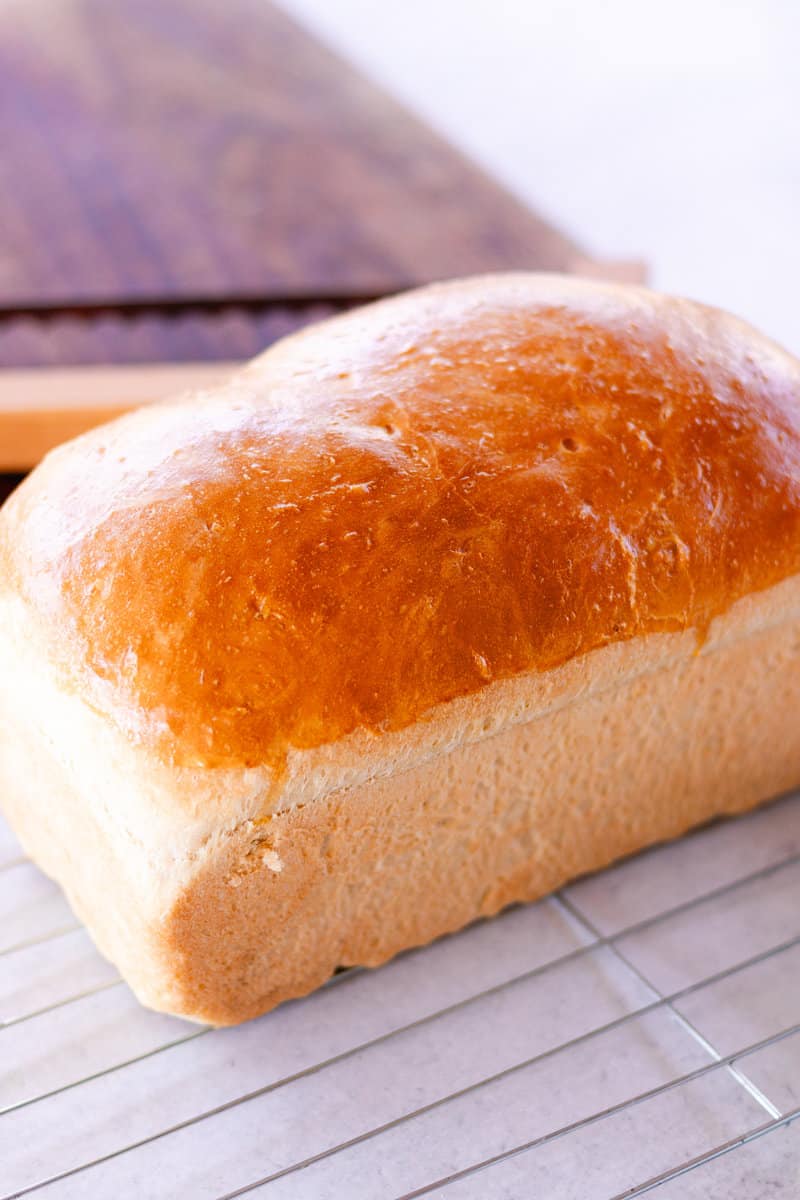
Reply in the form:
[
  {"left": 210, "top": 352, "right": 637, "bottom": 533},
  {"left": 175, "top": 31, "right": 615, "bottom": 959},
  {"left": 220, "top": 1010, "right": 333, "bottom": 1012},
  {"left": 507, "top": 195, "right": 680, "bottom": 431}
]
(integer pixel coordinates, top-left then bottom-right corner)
[
  {"left": 2, "top": 274, "right": 799, "bottom": 771},
  {"left": 1, "top": 273, "right": 800, "bottom": 1024}
]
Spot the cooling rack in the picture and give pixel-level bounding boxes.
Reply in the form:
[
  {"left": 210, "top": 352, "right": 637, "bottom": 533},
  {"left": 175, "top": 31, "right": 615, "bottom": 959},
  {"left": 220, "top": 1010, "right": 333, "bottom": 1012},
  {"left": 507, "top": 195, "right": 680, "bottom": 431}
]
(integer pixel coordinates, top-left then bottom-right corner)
[{"left": 1, "top": 789, "right": 799, "bottom": 1198}]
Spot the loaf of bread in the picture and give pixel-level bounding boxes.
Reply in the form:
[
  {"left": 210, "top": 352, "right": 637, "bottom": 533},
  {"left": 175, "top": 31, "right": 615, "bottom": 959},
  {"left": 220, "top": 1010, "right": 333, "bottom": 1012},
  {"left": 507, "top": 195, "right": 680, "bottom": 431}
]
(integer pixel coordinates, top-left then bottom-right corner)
[{"left": 1, "top": 273, "right": 799, "bottom": 1025}]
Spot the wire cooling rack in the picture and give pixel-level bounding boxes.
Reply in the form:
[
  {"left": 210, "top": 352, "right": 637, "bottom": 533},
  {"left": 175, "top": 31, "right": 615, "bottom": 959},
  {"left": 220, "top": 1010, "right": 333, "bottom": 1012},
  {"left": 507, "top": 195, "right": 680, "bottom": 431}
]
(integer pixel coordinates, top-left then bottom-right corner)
[{"left": 1, "top": 790, "right": 799, "bottom": 1199}]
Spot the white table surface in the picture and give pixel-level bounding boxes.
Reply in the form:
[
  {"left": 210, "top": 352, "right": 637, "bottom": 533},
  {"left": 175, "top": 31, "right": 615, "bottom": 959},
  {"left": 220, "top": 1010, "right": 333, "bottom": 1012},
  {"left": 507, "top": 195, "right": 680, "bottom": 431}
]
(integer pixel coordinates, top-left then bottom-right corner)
[{"left": 284, "top": 0, "right": 800, "bottom": 357}]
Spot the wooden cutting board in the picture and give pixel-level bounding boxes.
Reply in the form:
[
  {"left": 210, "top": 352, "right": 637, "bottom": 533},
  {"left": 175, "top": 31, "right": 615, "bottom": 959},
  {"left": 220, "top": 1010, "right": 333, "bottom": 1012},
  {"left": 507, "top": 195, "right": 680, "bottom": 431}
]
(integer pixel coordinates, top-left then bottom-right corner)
[
  {"left": 0, "top": 0, "right": 642, "bottom": 484},
  {"left": 0, "top": 0, "right": 587, "bottom": 310}
]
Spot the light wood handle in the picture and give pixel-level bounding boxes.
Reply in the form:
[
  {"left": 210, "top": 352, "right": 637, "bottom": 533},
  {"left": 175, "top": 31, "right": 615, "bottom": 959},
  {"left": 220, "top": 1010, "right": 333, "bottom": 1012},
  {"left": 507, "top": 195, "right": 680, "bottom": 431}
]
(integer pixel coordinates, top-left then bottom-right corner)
[{"left": 0, "top": 361, "right": 240, "bottom": 471}]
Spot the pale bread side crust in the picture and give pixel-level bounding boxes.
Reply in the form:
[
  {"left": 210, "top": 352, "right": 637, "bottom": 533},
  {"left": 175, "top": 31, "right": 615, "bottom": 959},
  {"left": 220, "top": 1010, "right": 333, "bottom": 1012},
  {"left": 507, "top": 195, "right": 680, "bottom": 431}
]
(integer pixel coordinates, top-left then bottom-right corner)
[{"left": 2, "top": 575, "right": 798, "bottom": 1023}]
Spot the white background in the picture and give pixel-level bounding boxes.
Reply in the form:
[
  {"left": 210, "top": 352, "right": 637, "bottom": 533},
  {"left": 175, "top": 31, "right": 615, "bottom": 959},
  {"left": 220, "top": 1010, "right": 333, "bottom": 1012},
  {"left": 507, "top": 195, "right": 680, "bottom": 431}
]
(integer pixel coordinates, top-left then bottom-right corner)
[{"left": 283, "top": 0, "right": 800, "bottom": 354}]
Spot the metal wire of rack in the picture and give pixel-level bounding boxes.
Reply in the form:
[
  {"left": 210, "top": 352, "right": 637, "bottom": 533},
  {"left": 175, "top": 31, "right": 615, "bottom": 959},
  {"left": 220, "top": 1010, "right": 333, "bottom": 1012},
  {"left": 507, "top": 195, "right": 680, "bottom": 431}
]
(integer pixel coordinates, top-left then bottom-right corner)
[{"left": 1, "top": 791, "right": 799, "bottom": 1199}]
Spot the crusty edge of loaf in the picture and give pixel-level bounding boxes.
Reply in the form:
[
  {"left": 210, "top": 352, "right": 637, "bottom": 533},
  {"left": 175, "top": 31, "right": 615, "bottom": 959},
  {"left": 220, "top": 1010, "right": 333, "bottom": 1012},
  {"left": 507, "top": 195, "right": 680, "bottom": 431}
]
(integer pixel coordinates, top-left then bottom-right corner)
[
  {"left": 0, "top": 574, "right": 799, "bottom": 906},
  {"left": 162, "top": 582, "right": 800, "bottom": 1023},
  {"left": 1, "top": 576, "right": 799, "bottom": 1021}
]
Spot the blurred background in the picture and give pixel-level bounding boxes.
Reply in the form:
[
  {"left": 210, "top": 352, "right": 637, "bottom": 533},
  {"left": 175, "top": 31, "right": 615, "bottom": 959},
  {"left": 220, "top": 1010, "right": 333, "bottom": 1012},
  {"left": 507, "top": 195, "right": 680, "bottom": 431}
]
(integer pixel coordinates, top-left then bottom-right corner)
[{"left": 287, "top": 0, "right": 800, "bottom": 352}]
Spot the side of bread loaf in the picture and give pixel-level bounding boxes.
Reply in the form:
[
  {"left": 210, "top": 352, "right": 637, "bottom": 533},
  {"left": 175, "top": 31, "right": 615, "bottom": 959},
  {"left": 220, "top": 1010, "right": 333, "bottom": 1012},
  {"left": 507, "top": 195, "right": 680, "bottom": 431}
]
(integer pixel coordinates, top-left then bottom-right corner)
[
  {"left": 1, "top": 574, "right": 799, "bottom": 1023},
  {"left": 1, "top": 273, "right": 799, "bottom": 1023}
]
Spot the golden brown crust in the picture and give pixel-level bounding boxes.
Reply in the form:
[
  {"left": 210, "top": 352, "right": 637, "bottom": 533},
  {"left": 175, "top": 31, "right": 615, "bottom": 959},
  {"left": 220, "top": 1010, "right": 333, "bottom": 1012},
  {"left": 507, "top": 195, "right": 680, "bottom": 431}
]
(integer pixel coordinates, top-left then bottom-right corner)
[{"left": 2, "top": 273, "right": 800, "bottom": 769}]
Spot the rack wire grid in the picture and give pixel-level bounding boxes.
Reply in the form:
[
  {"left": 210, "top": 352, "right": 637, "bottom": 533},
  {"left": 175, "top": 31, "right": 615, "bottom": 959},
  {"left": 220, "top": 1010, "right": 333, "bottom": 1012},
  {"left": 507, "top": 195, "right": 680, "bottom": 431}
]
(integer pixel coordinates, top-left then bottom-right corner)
[{"left": 1, "top": 788, "right": 799, "bottom": 1199}]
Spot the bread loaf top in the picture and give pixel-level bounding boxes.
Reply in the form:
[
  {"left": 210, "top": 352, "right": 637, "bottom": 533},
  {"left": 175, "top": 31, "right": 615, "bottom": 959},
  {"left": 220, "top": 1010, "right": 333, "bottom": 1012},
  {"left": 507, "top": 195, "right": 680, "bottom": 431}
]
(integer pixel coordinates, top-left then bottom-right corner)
[{"left": 2, "top": 274, "right": 799, "bottom": 769}]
